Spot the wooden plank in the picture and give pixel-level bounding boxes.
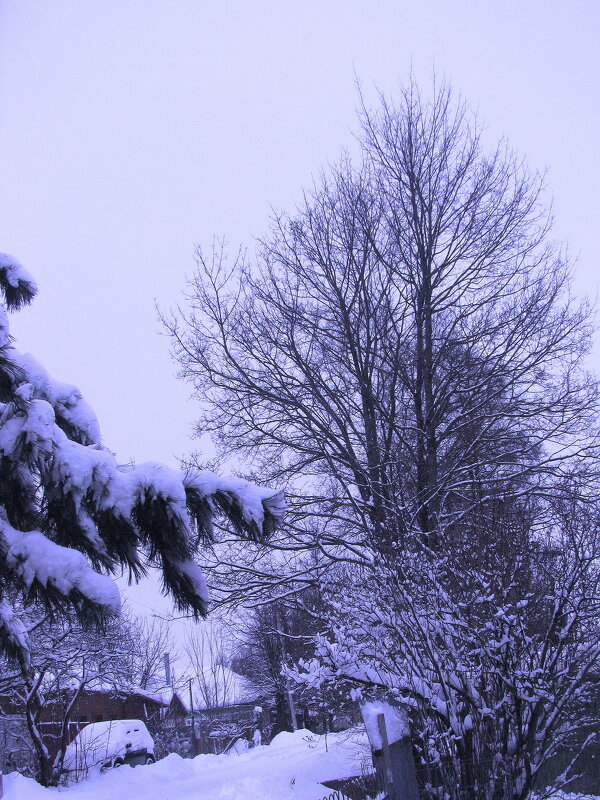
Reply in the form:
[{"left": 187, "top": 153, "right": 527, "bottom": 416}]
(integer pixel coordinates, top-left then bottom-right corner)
[
  {"left": 389, "top": 740, "right": 419, "bottom": 800},
  {"left": 377, "top": 713, "right": 395, "bottom": 798}
]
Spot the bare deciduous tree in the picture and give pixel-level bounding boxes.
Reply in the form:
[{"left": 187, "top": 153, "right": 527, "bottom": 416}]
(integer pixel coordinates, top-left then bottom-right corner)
[
  {"left": 183, "top": 625, "right": 237, "bottom": 710},
  {"left": 167, "top": 80, "right": 597, "bottom": 565},
  {"left": 165, "top": 79, "right": 600, "bottom": 798},
  {"left": 126, "top": 614, "right": 177, "bottom": 692}
]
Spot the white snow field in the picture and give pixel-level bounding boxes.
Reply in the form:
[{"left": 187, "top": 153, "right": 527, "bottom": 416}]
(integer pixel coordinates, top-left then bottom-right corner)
[
  {"left": 4, "top": 729, "right": 600, "bottom": 800},
  {"left": 3, "top": 728, "right": 369, "bottom": 800}
]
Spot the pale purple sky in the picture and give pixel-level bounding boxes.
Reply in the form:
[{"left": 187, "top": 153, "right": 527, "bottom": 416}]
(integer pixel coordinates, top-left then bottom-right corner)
[
  {"left": 1, "top": 2, "right": 599, "bottom": 618},
  {"left": 1, "top": 1, "right": 599, "bottom": 468}
]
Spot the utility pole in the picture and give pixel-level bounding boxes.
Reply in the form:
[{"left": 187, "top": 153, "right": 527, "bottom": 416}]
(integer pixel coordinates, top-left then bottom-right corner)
[{"left": 189, "top": 678, "right": 198, "bottom": 756}]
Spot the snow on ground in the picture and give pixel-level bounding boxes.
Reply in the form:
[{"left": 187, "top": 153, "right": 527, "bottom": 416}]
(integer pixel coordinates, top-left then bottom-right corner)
[
  {"left": 547, "top": 795, "right": 600, "bottom": 800},
  {"left": 3, "top": 728, "right": 370, "bottom": 800}
]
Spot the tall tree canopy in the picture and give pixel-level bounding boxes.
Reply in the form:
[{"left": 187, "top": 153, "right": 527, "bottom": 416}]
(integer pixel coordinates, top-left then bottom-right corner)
[
  {"left": 167, "top": 84, "right": 597, "bottom": 563},
  {"left": 167, "top": 81, "right": 600, "bottom": 799},
  {"left": 0, "top": 253, "right": 284, "bottom": 670}
]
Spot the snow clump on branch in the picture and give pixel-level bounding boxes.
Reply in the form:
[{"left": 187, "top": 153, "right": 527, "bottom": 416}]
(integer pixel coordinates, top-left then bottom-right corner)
[{"left": 0, "top": 253, "right": 285, "bottom": 668}]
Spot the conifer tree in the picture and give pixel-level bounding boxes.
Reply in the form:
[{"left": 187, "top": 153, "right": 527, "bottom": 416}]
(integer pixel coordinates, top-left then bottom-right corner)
[{"left": 0, "top": 253, "right": 285, "bottom": 671}]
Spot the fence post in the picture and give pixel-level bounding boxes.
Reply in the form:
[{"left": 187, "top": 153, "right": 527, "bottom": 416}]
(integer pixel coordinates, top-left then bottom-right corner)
[
  {"left": 377, "top": 711, "right": 420, "bottom": 800},
  {"left": 0, "top": 748, "right": 3, "bottom": 798},
  {"left": 377, "top": 713, "right": 394, "bottom": 797},
  {"left": 362, "top": 700, "right": 419, "bottom": 800}
]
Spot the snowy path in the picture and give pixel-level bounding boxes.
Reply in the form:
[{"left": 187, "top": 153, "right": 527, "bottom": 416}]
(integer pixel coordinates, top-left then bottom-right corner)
[{"left": 4, "top": 729, "right": 369, "bottom": 800}]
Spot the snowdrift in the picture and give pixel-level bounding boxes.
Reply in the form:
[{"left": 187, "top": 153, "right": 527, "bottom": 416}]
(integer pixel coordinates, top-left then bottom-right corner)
[{"left": 3, "top": 728, "right": 369, "bottom": 800}]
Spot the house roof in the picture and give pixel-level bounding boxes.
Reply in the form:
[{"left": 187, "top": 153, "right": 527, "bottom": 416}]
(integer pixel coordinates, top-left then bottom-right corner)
[
  {"left": 164, "top": 668, "right": 262, "bottom": 713},
  {"left": 27, "top": 675, "right": 169, "bottom": 707}
]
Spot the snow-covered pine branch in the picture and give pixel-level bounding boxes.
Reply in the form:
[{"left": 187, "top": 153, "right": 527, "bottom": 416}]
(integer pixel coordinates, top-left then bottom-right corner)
[{"left": 0, "top": 253, "right": 285, "bottom": 668}]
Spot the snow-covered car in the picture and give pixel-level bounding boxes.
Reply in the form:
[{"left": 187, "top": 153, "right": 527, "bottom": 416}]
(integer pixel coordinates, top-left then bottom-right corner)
[{"left": 63, "top": 719, "right": 155, "bottom": 776}]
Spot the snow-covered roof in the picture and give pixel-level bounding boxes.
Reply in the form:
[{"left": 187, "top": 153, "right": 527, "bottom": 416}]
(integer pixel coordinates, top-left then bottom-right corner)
[
  {"left": 35, "top": 675, "right": 167, "bottom": 706},
  {"left": 165, "top": 668, "right": 262, "bottom": 713}
]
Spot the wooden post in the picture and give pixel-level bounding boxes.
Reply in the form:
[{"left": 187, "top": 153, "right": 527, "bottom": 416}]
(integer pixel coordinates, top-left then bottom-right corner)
[
  {"left": 188, "top": 678, "right": 198, "bottom": 757},
  {"left": 377, "top": 713, "right": 394, "bottom": 798},
  {"left": 362, "top": 700, "right": 419, "bottom": 800},
  {"left": 1, "top": 723, "right": 4, "bottom": 799},
  {"left": 390, "top": 739, "right": 420, "bottom": 800},
  {"left": 375, "top": 713, "right": 420, "bottom": 800}
]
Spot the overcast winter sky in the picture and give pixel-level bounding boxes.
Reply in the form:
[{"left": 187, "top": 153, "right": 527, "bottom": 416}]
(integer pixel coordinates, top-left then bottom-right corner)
[{"left": 1, "top": 2, "right": 599, "bottom": 617}]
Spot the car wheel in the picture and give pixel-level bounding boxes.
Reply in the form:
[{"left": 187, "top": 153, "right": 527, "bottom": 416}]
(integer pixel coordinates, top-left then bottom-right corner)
[
  {"left": 146, "top": 755, "right": 155, "bottom": 765},
  {"left": 113, "top": 758, "right": 125, "bottom": 768}
]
